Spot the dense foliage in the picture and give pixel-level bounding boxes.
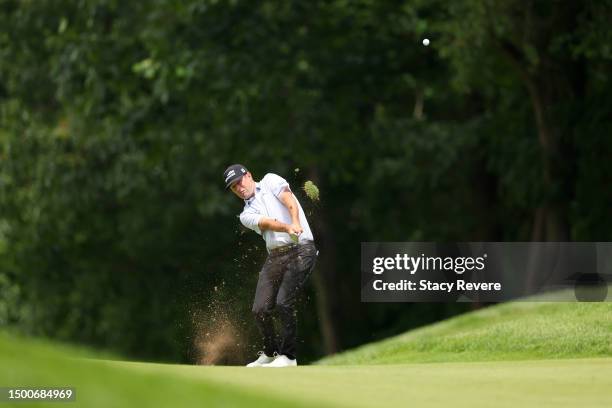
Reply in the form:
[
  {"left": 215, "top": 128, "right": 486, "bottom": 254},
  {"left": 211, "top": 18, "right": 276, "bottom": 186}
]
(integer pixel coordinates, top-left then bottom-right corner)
[{"left": 1, "top": 0, "right": 610, "bottom": 363}]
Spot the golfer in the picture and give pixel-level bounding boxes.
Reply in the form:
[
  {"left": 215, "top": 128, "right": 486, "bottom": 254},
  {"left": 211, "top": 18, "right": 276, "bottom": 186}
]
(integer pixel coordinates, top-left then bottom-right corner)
[{"left": 223, "top": 164, "right": 318, "bottom": 367}]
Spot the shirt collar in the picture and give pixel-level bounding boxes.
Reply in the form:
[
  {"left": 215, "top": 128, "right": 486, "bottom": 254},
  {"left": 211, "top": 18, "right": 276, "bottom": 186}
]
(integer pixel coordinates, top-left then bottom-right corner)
[{"left": 244, "top": 182, "right": 261, "bottom": 204}]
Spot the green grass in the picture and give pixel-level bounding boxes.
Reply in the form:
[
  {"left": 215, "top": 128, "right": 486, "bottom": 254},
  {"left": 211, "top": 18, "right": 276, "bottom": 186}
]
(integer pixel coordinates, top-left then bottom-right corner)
[
  {"left": 1, "top": 302, "right": 612, "bottom": 407},
  {"left": 0, "top": 332, "right": 310, "bottom": 408},
  {"left": 318, "top": 302, "right": 612, "bottom": 365}
]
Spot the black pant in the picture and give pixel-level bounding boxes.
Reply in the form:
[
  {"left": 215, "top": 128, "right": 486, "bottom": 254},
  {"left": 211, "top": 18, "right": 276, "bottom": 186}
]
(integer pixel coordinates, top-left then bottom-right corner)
[{"left": 251, "top": 241, "right": 318, "bottom": 360}]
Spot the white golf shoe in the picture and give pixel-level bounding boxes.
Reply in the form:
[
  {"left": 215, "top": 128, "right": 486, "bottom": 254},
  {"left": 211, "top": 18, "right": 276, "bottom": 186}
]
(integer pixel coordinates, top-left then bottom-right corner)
[
  {"left": 263, "top": 354, "right": 297, "bottom": 367},
  {"left": 246, "top": 352, "right": 275, "bottom": 367}
]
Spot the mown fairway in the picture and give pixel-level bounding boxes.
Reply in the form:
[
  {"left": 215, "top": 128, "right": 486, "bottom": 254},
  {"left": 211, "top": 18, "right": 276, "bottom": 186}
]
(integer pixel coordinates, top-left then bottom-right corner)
[{"left": 117, "top": 358, "right": 612, "bottom": 408}]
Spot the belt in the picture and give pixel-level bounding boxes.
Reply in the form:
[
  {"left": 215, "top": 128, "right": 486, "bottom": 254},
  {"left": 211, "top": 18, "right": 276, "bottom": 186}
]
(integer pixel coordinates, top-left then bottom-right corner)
[
  {"left": 268, "top": 240, "right": 315, "bottom": 255},
  {"left": 269, "top": 243, "right": 298, "bottom": 255}
]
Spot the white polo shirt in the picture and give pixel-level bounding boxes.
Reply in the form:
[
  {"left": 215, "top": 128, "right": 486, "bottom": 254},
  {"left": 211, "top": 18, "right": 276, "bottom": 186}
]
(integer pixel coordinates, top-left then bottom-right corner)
[{"left": 239, "top": 173, "right": 314, "bottom": 251}]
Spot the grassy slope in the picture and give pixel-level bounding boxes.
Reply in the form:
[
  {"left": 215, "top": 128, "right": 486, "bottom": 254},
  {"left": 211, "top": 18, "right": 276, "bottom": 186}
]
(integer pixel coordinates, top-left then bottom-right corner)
[
  {"left": 318, "top": 302, "right": 612, "bottom": 365},
  {"left": 1, "top": 302, "right": 612, "bottom": 407}
]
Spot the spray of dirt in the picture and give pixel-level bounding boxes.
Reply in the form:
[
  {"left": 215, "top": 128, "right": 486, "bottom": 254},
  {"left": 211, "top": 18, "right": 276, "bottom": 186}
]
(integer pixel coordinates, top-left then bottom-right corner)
[
  {"left": 190, "top": 285, "right": 253, "bottom": 366},
  {"left": 194, "top": 315, "right": 244, "bottom": 365}
]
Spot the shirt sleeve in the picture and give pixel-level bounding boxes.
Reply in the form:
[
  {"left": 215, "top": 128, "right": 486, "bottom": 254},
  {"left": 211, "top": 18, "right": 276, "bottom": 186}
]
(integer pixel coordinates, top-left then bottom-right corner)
[
  {"left": 262, "top": 173, "right": 291, "bottom": 197},
  {"left": 239, "top": 211, "right": 263, "bottom": 235}
]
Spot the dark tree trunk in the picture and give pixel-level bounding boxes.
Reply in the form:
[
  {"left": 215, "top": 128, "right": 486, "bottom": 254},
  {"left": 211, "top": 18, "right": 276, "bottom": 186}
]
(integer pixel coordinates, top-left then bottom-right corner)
[
  {"left": 494, "top": 42, "right": 571, "bottom": 242},
  {"left": 488, "top": 1, "right": 585, "bottom": 243},
  {"left": 526, "top": 79, "right": 571, "bottom": 242}
]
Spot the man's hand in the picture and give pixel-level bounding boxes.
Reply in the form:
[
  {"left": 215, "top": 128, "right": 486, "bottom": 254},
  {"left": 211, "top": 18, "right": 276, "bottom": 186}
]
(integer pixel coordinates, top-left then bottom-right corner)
[{"left": 286, "top": 223, "right": 303, "bottom": 236}]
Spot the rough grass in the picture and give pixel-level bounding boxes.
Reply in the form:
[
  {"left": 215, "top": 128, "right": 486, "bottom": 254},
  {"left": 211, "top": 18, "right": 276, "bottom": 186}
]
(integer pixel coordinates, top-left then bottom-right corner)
[{"left": 317, "top": 302, "right": 612, "bottom": 365}]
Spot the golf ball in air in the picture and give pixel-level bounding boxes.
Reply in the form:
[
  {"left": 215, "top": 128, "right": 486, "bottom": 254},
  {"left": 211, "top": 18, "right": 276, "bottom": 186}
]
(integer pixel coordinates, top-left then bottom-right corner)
[{"left": 423, "top": 38, "right": 430, "bottom": 46}]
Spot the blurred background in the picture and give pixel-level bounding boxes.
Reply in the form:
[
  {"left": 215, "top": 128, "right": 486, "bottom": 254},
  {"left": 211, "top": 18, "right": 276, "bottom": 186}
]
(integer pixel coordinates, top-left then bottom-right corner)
[{"left": 0, "top": 0, "right": 610, "bottom": 364}]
